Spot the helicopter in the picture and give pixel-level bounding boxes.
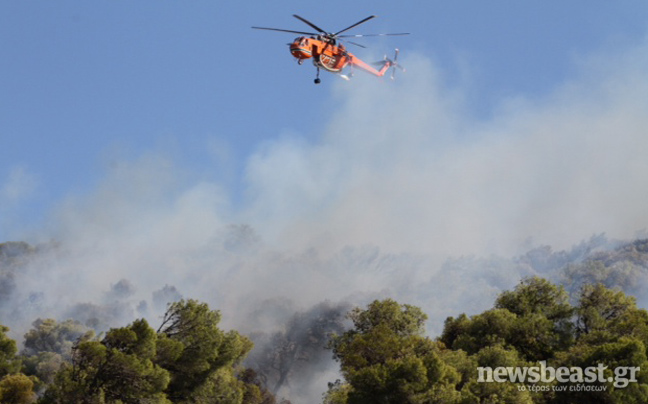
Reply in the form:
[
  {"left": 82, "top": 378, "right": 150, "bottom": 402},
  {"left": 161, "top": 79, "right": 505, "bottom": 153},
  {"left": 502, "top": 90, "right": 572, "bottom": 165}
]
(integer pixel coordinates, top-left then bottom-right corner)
[{"left": 252, "top": 15, "right": 409, "bottom": 84}]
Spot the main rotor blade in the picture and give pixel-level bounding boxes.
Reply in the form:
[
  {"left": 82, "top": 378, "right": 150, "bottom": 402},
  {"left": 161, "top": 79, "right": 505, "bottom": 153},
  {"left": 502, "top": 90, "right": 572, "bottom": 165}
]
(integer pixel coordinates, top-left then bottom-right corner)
[
  {"left": 334, "top": 15, "right": 377, "bottom": 36},
  {"left": 252, "top": 26, "right": 317, "bottom": 36},
  {"left": 293, "top": 14, "right": 328, "bottom": 34},
  {"left": 338, "top": 32, "right": 410, "bottom": 38},
  {"left": 344, "top": 40, "right": 366, "bottom": 48}
]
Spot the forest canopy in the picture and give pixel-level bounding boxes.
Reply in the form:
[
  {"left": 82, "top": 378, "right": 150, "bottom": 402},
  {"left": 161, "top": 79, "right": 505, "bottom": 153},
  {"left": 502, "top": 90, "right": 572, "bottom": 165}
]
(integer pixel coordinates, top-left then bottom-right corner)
[{"left": 1, "top": 237, "right": 648, "bottom": 402}]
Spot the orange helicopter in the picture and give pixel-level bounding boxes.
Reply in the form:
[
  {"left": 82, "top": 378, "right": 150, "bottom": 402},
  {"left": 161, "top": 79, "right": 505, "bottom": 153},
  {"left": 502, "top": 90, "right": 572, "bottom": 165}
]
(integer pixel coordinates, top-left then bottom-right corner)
[{"left": 253, "top": 15, "right": 409, "bottom": 84}]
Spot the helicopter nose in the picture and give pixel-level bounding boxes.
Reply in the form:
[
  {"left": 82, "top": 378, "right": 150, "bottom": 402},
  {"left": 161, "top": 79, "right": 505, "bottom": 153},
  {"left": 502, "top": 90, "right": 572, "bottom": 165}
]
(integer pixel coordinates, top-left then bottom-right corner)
[{"left": 289, "top": 45, "right": 312, "bottom": 60}]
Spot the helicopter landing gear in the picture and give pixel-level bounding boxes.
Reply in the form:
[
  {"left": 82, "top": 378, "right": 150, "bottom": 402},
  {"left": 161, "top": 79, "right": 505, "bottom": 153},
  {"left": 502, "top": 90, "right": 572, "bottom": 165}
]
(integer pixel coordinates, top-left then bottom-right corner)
[{"left": 314, "top": 68, "right": 321, "bottom": 84}]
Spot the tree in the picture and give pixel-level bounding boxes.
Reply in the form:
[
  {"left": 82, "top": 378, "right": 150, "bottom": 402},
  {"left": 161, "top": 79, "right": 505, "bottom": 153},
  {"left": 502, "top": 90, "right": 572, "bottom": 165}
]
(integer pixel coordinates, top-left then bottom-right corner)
[
  {"left": 326, "top": 299, "right": 462, "bottom": 403},
  {"left": 441, "top": 277, "right": 574, "bottom": 361},
  {"left": 575, "top": 283, "right": 648, "bottom": 344},
  {"left": 40, "top": 319, "right": 171, "bottom": 404},
  {"left": 0, "top": 325, "right": 36, "bottom": 402},
  {"left": 550, "top": 284, "right": 648, "bottom": 403},
  {"left": 457, "top": 345, "right": 534, "bottom": 404},
  {"left": 0, "top": 373, "right": 37, "bottom": 404},
  {"left": 0, "top": 325, "right": 21, "bottom": 377},
  {"left": 550, "top": 337, "right": 648, "bottom": 403},
  {"left": 496, "top": 277, "right": 574, "bottom": 360},
  {"left": 438, "top": 313, "right": 537, "bottom": 403},
  {"left": 40, "top": 300, "right": 275, "bottom": 403},
  {"left": 496, "top": 277, "right": 572, "bottom": 321},
  {"left": 326, "top": 279, "right": 648, "bottom": 403},
  {"left": 155, "top": 299, "right": 254, "bottom": 401},
  {"left": 441, "top": 309, "right": 516, "bottom": 355},
  {"left": 441, "top": 278, "right": 648, "bottom": 404}
]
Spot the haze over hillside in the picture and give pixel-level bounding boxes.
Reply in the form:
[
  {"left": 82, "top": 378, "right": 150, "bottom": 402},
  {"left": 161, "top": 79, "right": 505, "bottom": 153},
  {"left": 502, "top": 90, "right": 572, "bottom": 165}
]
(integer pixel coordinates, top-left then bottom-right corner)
[{"left": 3, "top": 235, "right": 648, "bottom": 401}]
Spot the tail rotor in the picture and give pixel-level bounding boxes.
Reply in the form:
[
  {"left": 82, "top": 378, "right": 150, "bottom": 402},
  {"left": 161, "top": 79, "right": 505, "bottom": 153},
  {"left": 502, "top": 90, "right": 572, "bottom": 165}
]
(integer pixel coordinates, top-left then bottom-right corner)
[{"left": 385, "top": 48, "right": 405, "bottom": 80}]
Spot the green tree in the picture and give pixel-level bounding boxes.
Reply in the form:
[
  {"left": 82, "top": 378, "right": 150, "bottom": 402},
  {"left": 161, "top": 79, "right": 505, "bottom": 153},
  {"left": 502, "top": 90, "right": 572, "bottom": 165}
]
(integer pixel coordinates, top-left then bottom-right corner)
[
  {"left": 440, "top": 278, "right": 648, "bottom": 404},
  {"left": 327, "top": 299, "right": 462, "bottom": 404},
  {"left": 458, "top": 345, "right": 534, "bottom": 404},
  {"left": 0, "top": 373, "right": 37, "bottom": 404},
  {"left": 323, "top": 380, "right": 352, "bottom": 404},
  {"left": 496, "top": 277, "right": 572, "bottom": 321},
  {"left": 40, "top": 319, "right": 171, "bottom": 404},
  {"left": 441, "top": 309, "right": 516, "bottom": 355},
  {"left": 0, "top": 325, "right": 21, "bottom": 377},
  {"left": 441, "top": 277, "right": 574, "bottom": 361},
  {"left": 40, "top": 300, "right": 269, "bottom": 403},
  {"left": 551, "top": 284, "right": 648, "bottom": 403},
  {"left": 438, "top": 318, "right": 537, "bottom": 403},
  {"left": 155, "top": 299, "right": 254, "bottom": 402},
  {"left": 575, "top": 283, "right": 648, "bottom": 344},
  {"left": 496, "top": 277, "right": 574, "bottom": 360}
]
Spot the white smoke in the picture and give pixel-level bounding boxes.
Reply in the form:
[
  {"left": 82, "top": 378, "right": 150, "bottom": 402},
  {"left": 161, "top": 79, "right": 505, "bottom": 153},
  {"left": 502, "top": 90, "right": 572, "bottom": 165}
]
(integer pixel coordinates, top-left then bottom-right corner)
[{"left": 244, "top": 43, "right": 648, "bottom": 257}]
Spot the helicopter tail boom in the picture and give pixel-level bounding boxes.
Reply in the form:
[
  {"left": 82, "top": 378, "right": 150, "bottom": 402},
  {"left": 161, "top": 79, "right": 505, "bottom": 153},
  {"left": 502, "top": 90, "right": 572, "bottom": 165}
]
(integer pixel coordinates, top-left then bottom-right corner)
[{"left": 350, "top": 49, "right": 405, "bottom": 79}]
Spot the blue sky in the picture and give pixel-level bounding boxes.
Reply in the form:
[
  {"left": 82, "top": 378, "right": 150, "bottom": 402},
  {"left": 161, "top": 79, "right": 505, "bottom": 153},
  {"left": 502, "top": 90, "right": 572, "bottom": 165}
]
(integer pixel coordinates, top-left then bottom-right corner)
[{"left": 2, "top": 1, "right": 648, "bottom": 241}]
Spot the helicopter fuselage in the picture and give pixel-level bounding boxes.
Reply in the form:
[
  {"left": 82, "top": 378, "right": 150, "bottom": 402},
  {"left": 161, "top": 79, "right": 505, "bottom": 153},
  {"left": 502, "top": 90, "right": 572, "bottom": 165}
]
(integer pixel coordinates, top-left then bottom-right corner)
[{"left": 289, "top": 36, "right": 349, "bottom": 72}]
